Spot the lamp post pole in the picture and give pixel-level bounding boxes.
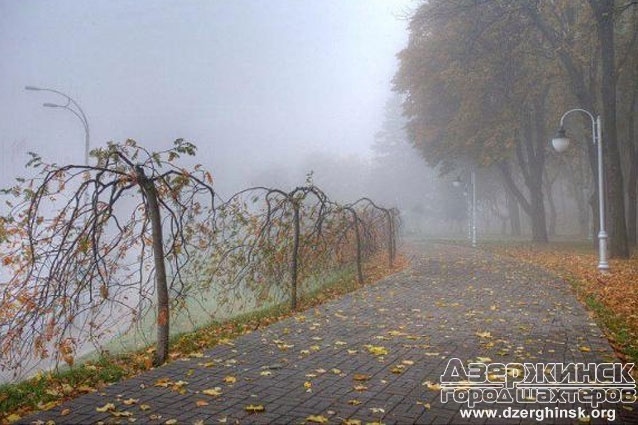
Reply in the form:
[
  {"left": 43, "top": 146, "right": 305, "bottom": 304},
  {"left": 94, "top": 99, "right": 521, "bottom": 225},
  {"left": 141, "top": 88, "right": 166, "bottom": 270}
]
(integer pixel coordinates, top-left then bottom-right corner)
[
  {"left": 552, "top": 109, "right": 609, "bottom": 272},
  {"left": 453, "top": 170, "right": 477, "bottom": 247},
  {"left": 25, "top": 86, "right": 90, "bottom": 166}
]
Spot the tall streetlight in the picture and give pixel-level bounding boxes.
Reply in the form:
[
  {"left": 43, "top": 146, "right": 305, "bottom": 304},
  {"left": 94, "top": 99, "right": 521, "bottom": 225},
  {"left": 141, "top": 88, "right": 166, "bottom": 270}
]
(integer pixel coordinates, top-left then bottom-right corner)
[
  {"left": 25, "top": 86, "right": 90, "bottom": 166},
  {"left": 551, "top": 108, "right": 609, "bottom": 272},
  {"left": 452, "top": 168, "right": 477, "bottom": 248}
]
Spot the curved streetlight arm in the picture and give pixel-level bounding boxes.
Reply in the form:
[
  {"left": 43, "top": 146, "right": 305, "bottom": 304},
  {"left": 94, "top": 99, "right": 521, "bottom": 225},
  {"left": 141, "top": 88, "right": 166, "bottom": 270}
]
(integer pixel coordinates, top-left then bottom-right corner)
[
  {"left": 45, "top": 103, "right": 89, "bottom": 135},
  {"left": 25, "top": 86, "right": 89, "bottom": 130},
  {"left": 558, "top": 108, "right": 598, "bottom": 145},
  {"left": 26, "top": 85, "right": 90, "bottom": 166}
]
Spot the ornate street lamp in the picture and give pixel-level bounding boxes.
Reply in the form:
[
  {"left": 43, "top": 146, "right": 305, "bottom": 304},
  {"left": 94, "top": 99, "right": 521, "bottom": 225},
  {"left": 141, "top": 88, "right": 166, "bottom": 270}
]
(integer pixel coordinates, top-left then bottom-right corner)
[{"left": 551, "top": 109, "right": 609, "bottom": 272}]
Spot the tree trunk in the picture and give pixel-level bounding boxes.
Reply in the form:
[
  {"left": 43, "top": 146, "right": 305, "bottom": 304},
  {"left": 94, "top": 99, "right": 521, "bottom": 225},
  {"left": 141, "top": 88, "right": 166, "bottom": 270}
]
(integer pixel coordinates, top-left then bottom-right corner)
[
  {"left": 595, "top": 0, "right": 629, "bottom": 257},
  {"left": 626, "top": 74, "right": 638, "bottom": 247},
  {"left": 385, "top": 210, "right": 394, "bottom": 267},
  {"left": 546, "top": 183, "right": 557, "bottom": 237},
  {"left": 627, "top": 106, "right": 637, "bottom": 247},
  {"left": 290, "top": 202, "right": 300, "bottom": 311},
  {"left": 530, "top": 186, "right": 549, "bottom": 243},
  {"left": 136, "top": 166, "right": 169, "bottom": 366},
  {"left": 505, "top": 185, "right": 521, "bottom": 236},
  {"left": 498, "top": 161, "right": 548, "bottom": 243},
  {"left": 352, "top": 211, "right": 364, "bottom": 285}
]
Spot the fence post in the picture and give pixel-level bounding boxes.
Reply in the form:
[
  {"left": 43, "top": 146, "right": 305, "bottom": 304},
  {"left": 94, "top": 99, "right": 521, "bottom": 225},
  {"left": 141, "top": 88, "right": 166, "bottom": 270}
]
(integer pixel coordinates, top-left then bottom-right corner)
[
  {"left": 385, "top": 210, "right": 393, "bottom": 268},
  {"left": 351, "top": 209, "right": 364, "bottom": 285},
  {"left": 135, "top": 165, "right": 169, "bottom": 366},
  {"left": 290, "top": 200, "right": 300, "bottom": 311}
]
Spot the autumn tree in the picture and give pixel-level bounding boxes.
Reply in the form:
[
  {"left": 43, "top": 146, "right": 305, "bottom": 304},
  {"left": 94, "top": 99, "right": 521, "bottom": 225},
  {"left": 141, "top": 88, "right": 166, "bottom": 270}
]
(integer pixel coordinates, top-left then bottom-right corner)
[
  {"left": 394, "top": 0, "right": 562, "bottom": 242},
  {"left": 0, "top": 139, "right": 215, "bottom": 369},
  {"left": 522, "top": 0, "right": 638, "bottom": 257}
]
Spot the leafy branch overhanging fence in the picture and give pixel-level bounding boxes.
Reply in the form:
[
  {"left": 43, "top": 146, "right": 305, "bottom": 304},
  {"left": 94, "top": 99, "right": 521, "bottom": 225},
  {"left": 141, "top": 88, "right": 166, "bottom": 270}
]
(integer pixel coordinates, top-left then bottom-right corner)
[{"left": 0, "top": 140, "right": 399, "bottom": 378}]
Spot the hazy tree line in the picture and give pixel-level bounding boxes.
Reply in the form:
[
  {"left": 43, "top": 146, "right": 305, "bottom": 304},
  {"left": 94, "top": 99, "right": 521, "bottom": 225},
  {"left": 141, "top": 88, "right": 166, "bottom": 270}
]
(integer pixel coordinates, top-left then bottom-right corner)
[{"left": 393, "top": 0, "right": 638, "bottom": 257}]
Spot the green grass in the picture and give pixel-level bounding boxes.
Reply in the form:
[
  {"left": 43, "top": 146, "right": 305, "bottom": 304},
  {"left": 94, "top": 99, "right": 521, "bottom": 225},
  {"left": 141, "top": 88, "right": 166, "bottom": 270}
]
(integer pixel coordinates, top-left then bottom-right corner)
[{"left": 0, "top": 356, "right": 126, "bottom": 416}]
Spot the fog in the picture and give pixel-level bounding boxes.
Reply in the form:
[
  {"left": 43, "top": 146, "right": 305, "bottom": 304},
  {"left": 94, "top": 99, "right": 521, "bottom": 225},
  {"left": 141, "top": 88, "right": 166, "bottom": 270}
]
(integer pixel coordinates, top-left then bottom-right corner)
[{"left": 0, "top": 0, "right": 417, "bottom": 197}]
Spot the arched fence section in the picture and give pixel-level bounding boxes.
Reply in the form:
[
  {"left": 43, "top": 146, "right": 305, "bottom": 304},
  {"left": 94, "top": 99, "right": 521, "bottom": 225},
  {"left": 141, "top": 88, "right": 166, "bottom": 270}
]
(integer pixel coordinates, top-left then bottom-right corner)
[{"left": 0, "top": 141, "right": 399, "bottom": 378}]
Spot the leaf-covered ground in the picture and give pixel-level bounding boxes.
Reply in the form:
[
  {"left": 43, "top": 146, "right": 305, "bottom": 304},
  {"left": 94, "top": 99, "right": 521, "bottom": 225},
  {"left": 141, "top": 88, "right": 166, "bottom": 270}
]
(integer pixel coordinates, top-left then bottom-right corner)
[
  {"left": 488, "top": 241, "right": 638, "bottom": 364},
  {"left": 13, "top": 242, "right": 638, "bottom": 424},
  {"left": 0, "top": 254, "right": 406, "bottom": 424}
]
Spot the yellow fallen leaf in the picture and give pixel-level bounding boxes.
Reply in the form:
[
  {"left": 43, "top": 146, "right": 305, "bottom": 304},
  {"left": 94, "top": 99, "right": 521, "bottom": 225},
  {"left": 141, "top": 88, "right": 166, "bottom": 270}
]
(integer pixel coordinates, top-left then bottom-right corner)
[
  {"left": 331, "top": 368, "right": 342, "bottom": 374},
  {"left": 347, "top": 349, "right": 358, "bottom": 355},
  {"left": 123, "top": 398, "right": 139, "bottom": 405},
  {"left": 476, "top": 357, "right": 492, "bottom": 362},
  {"left": 354, "top": 385, "right": 368, "bottom": 391},
  {"left": 111, "top": 410, "right": 133, "bottom": 417},
  {"left": 202, "top": 387, "right": 222, "bottom": 396},
  {"left": 416, "top": 401, "right": 431, "bottom": 410},
  {"left": 60, "top": 408, "right": 71, "bottom": 416},
  {"left": 77, "top": 384, "right": 95, "bottom": 393},
  {"left": 96, "top": 403, "right": 116, "bottom": 412},
  {"left": 165, "top": 420, "right": 178, "bottom": 425},
  {"left": 306, "top": 415, "right": 329, "bottom": 423},
  {"left": 401, "top": 360, "right": 414, "bottom": 365},
  {"left": 348, "top": 399, "right": 361, "bottom": 405},
  {"left": 6, "top": 414, "right": 21, "bottom": 423},
  {"left": 366, "top": 345, "right": 388, "bottom": 356},
  {"left": 475, "top": 331, "right": 492, "bottom": 338},
  {"left": 260, "top": 370, "right": 272, "bottom": 376},
  {"left": 423, "top": 381, "right": 442, "bottom": 391},
  {"left": 343, "top": 420, "right": 362, "bottom": 425},
  {"left": 223, "top": 376, "right": 236, "bottom": 384},
  {"left": 140, "top": 404, "right": 151, "bottom": 411},
  {"left": 391, "top": 365, "right": 405, "bottom": 374},
  {"left": 304, "top": 381, "right": 312, "bottom": 389},
  {"left": 245, "top": 404, "right": 265, "bottom": 413},
  {"left": 578, "top": 416, "right": 591, "bottom": 423},
  {"left": 579, "top": 346, "right": 591, "bottom": 352},
  {"left": 353, "top": 373, "right": 371, "bottom": 381},
  {"left": 196, "top": 400, "right": 209, "bottom": 407}
]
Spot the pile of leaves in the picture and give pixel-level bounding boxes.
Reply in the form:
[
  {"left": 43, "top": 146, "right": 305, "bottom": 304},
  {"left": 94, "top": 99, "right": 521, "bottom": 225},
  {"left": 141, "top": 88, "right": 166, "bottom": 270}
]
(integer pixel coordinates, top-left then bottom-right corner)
[
  {"left": 490, "top": 242, "right": 638, "bottom": 364},
  {"left": 0, "top": 253, "right": 407, "bottom": 424}
]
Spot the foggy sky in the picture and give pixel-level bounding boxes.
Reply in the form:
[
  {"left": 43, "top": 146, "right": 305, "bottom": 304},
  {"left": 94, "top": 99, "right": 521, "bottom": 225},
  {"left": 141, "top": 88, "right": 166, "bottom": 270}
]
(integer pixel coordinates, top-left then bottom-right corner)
[{"left": 0, "top": 0, "right": 412, "bottom": 193}]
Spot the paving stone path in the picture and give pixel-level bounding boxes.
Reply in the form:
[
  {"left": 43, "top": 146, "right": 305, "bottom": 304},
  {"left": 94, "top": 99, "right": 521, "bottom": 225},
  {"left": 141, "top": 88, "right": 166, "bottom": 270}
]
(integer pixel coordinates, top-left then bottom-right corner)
[{"left": 24, "top": 242, "right": 638, "bottom": 424}]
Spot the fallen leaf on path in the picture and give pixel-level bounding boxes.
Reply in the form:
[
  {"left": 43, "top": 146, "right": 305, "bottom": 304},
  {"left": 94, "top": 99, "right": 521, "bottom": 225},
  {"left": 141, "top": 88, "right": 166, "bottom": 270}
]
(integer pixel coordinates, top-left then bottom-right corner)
[
  {"left": 202, "top": 387, "right": 222, "bottom": 396},
  {"left": 245, "top": 404, "right": 265, "bottom": 413},
  {"left": 96, "top": 403, "right": 116, "bottom": 412}
]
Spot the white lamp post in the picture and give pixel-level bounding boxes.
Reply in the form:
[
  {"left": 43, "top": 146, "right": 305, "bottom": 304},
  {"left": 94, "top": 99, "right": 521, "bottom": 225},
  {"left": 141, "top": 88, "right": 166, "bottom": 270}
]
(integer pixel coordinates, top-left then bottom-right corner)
[
  {"left": 453, "top": 170, "right": 477, "bottom": 248},
  {"left": 551, "top": 108, "right": 609, "bottom": 272}
]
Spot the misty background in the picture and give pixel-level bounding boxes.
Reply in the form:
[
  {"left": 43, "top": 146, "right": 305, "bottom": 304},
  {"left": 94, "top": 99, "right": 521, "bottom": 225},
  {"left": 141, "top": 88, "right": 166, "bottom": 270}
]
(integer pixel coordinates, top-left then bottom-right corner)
[
  {"left": 0, "top": 1, "right": 421, "bottom": 195},
  {"left": 1, "top": 0, "right": 596, "bottom": 253}
]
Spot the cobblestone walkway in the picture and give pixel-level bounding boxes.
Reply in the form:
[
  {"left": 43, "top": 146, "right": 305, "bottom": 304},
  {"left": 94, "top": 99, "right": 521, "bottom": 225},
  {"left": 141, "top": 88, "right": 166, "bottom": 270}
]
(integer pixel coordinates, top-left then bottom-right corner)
[{"left": 24, "top": 242, "right": 638, "bottom": 424}]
